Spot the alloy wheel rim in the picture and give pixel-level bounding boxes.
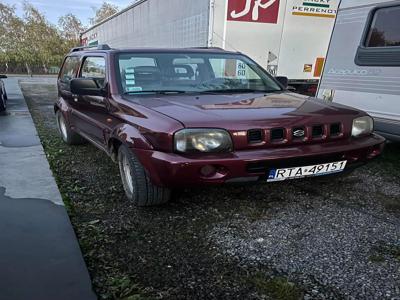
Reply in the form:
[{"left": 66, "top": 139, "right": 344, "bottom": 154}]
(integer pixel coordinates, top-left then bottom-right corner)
[{"left": 122, "top": 154, "right": 134, "bottom": 194}]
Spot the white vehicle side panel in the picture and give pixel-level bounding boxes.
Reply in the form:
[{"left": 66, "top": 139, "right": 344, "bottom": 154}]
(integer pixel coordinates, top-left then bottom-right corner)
[
  {"left": 278, "top": 0, "right": 339, "bottom": 80},
  {"left": 82, "top": 0, "right": 210, "bottom": 48},
  {"left": 211, "top": 0, "right": 287, "bottom": 72},
  {"left": 317, "top": 2, "right": 400, "bottom": 123},
  {"left": 211, "top": 0, "right": 338, "bottom": 78}
]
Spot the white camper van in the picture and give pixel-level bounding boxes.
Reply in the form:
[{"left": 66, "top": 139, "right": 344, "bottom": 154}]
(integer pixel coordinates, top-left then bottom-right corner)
[
  {"left": 318, "top": 0, "right": 400, "bottom": 141},
  {"left": 81, "top": 0, "right": 339, "bottom": 92}
]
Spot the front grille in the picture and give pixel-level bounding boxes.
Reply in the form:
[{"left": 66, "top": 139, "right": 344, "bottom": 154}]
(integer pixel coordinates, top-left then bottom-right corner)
[
  {"left": 330, "top": 123, "right": 342, "bottom": 136},
  {"left": 312, "top": 125, "right": 324, "bottom": 137},
  {"left": 271, "top": 128, "right": 285, "bottom": 141},
  {"left": 245, "top": 123, "right": 343, "bottom": 146},
  {"left": 248, "top": 129, "right": 263, "bottom": 143}
]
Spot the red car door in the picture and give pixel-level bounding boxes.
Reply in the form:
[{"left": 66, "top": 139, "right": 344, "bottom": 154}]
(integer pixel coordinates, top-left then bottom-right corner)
[
  {"left": 70, "top": 55, "right": 110, "bottom": 148},
  {"left": 58, "top": 55, "right": 81, "bottom": 119}
]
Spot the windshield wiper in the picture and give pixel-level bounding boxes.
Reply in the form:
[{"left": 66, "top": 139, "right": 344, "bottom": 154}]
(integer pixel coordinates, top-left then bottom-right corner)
[
  {"left": 123, "top": 89, "right": 282, "bottom": 95},
  {"left": 123, "top": 90, "right": 188, "bottom": 95},
  {"left": 200, "top": 89, "right": 279, "bottom": 94}
]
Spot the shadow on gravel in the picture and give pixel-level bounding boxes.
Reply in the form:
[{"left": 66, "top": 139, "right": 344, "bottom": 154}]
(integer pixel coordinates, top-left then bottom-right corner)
[{"left": 20, "top": 80, "right": 400, "bottom": 300}]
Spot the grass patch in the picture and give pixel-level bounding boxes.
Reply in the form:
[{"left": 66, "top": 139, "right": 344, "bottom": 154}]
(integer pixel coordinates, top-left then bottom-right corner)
[
  {"left": 104, "top": 276, "right": 148, "bottom": 300},
  {"left": 370, "top": 142, "right": 400, "bottom": 178},
  {"left": 369, "top": 243, "right": 400, "bottom": 263},
  {"left": 250, "top": 273, "right": 303, "bottom": 300},
  {"left": 368, "top": 254, "right": 385, "bottom": 263},
  {"left": 382, "top": 196, "right": 400, "bottom": 212}
]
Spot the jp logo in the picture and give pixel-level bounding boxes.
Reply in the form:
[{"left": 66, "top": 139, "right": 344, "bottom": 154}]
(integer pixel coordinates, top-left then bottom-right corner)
[{"left": 228, "top": 0, "right": 280, "bottom": 23}]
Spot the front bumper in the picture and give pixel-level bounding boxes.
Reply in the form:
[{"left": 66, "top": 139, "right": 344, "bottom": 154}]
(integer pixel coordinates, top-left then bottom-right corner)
[{"left": 134, "top": 134, "right": 385, "bottom": 187}]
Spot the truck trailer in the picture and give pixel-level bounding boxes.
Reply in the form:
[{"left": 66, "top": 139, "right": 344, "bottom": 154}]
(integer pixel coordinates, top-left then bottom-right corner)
[{"left": 81, "top": 0, "right": 339, "bottom": 91}]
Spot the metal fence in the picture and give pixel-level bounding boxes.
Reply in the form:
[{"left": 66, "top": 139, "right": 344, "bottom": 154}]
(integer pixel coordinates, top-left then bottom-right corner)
[{"left": 0, "top": 65, "right": 60, "bottom": 75}]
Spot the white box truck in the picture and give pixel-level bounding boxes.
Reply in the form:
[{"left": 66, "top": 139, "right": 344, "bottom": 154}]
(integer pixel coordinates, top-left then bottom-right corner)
[
  {"left": 81, "top": 0, "right": 339, "bottom": 92},
  {"left": 318, "top": 0, "right": 400, "bottom": 141}
]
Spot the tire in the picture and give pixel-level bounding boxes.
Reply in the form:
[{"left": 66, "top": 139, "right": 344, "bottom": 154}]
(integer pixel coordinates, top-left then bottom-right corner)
[
  {"left": 0, "top": 92, "right": 6, "bottom": 112},
  {"left": 56, "top": 110, "right": 86, "bottom": 145},
  {"left": 118, "top": 145, "right": 171, "bottom": 206}
]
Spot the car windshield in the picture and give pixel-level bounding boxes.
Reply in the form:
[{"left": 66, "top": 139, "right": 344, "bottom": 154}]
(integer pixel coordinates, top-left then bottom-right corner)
[{"left": 116, "top": 52, "right": 282, "bottom": 94}]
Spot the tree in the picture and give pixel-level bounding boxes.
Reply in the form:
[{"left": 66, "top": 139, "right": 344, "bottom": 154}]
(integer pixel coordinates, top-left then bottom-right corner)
[
  {"left": 59, "top": 13, "right": 86, "bottom": 42},
  {"left": 90, "top": 2, "right": 119, "bottom": 25},
  {"left": 21, "top": 2, "right": 65, "bottom": 72},
  {"left": 0, "top": 3, "right": 25, "bottom": 69},
  {"left": 0, "top": 2, "right": 73, "bottom": 74},
  {"left": 0, "top": 2, "right": 86, "bottom": 74}
]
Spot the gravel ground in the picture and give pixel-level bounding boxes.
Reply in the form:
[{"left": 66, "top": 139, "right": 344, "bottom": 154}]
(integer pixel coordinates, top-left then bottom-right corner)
[
  {"left": 19, "top": 78, "right": 400, "bottom": 300},
  {"left": 210, "top": 175, "right": 400, "bottom": 299}
]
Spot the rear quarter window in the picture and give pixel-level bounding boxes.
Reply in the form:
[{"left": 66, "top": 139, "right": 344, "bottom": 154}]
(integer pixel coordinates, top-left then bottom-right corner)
[
  {"left": 355, "top": 5, "right": 400, "bottom": 66},
  {"left": 59, "top": 56, "right": 81, "bottom": 83},
  {"left": 365, "top": 6, "right": 400, "bottom": 47}
]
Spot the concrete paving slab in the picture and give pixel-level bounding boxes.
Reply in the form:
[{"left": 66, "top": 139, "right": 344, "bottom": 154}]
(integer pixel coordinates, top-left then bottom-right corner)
[{"left": 0, "top": 77, "right": 96, "bottom": 300}]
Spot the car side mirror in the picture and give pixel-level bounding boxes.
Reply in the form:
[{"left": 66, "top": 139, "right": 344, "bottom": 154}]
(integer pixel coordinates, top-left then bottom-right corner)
[
  {"left": 275, "top": 76, "right": 289, "bottom": 89},
  {"left": 70, "top": 78, "right": 105, "bottom": 96},
  {"left": 0, "top": 75, "right": 7, "bottom": 79}
]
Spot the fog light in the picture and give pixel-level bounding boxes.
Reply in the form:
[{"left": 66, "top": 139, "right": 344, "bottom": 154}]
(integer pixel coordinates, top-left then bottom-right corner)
[
  {"left": 200, "top": 165, "right": 217, "bottom": 177},
  {"left": 367, "top": 144, "right": 383, "bottom": 159}
]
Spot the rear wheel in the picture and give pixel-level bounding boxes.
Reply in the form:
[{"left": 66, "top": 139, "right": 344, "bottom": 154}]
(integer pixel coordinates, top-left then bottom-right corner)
[
  {"left": 118, "top": 145, "right": 171, "bottom": 206},
  {"left": 56, "top": 110, "right": 86, "bottom": 145}
]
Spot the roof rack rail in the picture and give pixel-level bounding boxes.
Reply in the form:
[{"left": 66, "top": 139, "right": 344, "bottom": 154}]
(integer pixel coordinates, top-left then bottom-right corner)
[
  {"left": 187, "top": 47, "right": 224, "bottom": 50},
  {"left": 70, "top": 44, "right": 112, "bottom": 52}
]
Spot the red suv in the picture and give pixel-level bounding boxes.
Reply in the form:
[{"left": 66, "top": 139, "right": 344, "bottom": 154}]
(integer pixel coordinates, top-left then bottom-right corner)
[{"left": 56, "top": 45, "right": 385, "bottom": 206}]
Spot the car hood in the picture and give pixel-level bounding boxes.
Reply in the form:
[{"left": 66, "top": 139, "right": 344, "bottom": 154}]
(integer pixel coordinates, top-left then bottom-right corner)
[{"left": 124, "top": 92, "right": 362, "bottom": 130}]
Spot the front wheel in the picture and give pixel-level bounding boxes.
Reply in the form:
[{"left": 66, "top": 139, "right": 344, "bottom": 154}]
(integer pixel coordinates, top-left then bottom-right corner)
[{"left": 118, "top": 145, "right": 171, "bottom": 206}]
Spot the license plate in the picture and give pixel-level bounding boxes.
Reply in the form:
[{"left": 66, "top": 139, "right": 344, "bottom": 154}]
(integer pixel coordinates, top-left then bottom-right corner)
[{"left": 267, "top": 161, "right": 347, "bottom": 182}]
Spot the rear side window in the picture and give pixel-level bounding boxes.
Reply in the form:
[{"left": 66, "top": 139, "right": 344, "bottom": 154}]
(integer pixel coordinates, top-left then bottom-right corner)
[
  {"left": 59, "top": 56, "right": 80, "bottom": 83},
  {"left": 355, "top": 5, "right": 400, "bottom": 66},
  {"left": 81, "top": 57, "right": 106, "bottom": 87},
  {"left": 365, "top": 6, "right": 400, "bottom": 47}
]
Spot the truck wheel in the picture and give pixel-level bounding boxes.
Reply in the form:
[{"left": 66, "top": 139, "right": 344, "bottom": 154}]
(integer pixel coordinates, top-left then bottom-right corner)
[
  {"left": 0, "top": 92, "right": 6, "bottom": 112},
  {"left": 56, "top": 110, "right": 86, "bottom": 145},
  {"left": 118, "top": 145, "right": 171, "bottom": 206}
]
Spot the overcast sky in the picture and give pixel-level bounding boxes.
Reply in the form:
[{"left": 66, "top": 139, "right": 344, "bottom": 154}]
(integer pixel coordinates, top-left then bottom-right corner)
[{"left": 2, "top": 0, "right": 133, "bottom": 26}]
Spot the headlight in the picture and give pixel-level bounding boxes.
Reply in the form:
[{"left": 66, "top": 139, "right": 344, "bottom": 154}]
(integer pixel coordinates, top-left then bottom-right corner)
[
  {"left": 352, "top": 116, "right": 374, "bottom": 137},
  {"left": 174, "top": 129, "right": 233, "bottom": 153}
]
